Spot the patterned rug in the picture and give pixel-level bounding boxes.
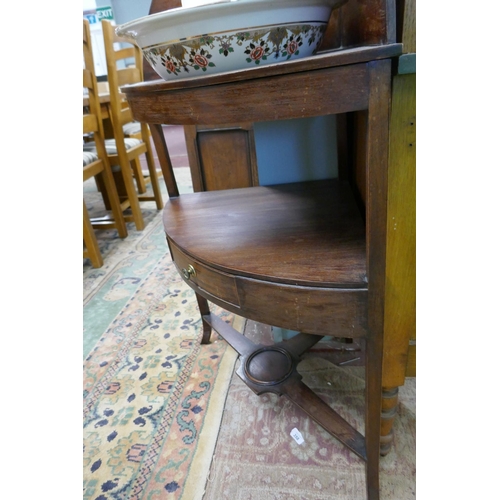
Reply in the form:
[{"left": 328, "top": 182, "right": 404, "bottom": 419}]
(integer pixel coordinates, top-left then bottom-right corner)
[
  {"left": 83, "top": 168, "right": 243, "bottom": 499},
  {"left": 203, "top": 355, "right": 416, "bottom": 500},
  {"left": 83, "top": 167, "right": 193, "bottom": 357}
]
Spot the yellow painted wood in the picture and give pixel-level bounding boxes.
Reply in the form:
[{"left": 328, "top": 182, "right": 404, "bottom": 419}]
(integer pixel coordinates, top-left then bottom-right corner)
[
  {"left": 83, "top": 18, "right": 128, "bottom": 267},
  {"left": 383, "top": 72, "right": 416, "bottom": 387},
  {"left": 101, "top": 19, "right": 164, "bottom": 223},
  {"left": 402, "top": 0, "right": 416, "bottom": 53},
  {"left": 83, "top": 201, "right": 103, "bottom": 268},
  {"left": 405, "top": 343, "right": 416, "bottom": 377}
]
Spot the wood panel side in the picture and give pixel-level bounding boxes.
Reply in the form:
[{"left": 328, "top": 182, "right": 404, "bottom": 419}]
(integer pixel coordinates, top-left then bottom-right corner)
[
  {"left": 169, "top": 261, "right": 368, "bottom": 339},
  {"left": 340, "top": 0, "right": 394, "bottom": 47},
  {"left": 364, "top": 59, "right": 392, "bottom": 496},
  {"left": 185, "top": 123, "right": 259, "bottom": 192},
  {"left": 198, "top": 125, "right": 258, "bottom": 190},
  {"left": 319, "top": 8, "right": 342, "bottom": 51}
]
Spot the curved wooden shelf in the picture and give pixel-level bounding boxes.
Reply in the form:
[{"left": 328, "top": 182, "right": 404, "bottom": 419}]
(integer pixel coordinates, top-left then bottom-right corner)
[
  {"left": 125, "top": 44, "right": 402, "bottom": 95},
  {"left": 164, "top": 179, "right": 369, "bottom": 337},
  {"left": 163, "top": 179, "right": 367, "bottom": 288}
]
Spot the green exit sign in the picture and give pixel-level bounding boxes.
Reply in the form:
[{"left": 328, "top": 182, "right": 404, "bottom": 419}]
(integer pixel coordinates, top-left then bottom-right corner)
[{"left": 96, "top": 6, "right": 114, "bottom": 21}]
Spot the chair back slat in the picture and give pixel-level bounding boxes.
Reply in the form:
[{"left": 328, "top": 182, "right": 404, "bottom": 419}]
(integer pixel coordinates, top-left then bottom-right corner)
[
  {"left": 117, "top": 67, "right": 142, "bottom": 88},
  {"left": 101, "top": 19, "right": 147, "bottom": 139},
  {"left": 83, "top": 69, "right": 94, "bottom": 91},
  {"left": 109, "top": 27, "right": 130, "bottom": 45},
  {"left": 114, "top": 46, "right": 136, "bottom": 62},
  {"left": 83, "top": 20, "right": 107, "bottom": 158}
]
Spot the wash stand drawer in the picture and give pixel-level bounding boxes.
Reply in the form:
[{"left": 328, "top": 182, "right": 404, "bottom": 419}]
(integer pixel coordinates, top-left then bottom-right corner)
[{"left": 168, "top": 238, "right": 241, "bottom": 307}]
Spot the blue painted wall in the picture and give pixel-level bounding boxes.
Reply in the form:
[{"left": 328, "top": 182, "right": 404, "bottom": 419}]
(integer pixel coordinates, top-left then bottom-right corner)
[{"left": 254, "top": 115, "right": 338, "bottom": 185}]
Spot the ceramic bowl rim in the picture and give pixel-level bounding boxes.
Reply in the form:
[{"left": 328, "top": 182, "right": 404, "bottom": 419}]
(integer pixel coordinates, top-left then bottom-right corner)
[
  {"left": 115, "top": 0, "right": 348, "bottom": 45},
  {"left": 142, "top": 20, "right": 327, "bottom": 50}
]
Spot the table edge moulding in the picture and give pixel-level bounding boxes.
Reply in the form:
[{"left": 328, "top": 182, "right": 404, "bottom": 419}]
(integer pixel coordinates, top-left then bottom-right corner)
[{"left": 123, "top": 42, "right": 403, "bottom": 500}]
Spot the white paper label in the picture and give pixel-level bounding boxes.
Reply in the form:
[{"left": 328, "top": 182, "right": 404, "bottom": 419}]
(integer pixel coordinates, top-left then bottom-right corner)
[{"left": 290, "top": 428, "right": 305, "bottom": 445}]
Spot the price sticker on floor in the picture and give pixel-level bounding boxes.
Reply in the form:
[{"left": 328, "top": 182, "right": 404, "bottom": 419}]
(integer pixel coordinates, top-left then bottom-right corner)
[{"left": 290, "top": 428, "right": 305, "bottom": 445}]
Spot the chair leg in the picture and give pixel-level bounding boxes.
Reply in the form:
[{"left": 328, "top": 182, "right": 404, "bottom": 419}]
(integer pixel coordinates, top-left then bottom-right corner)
[
  {"left": 364, "top": 336, "right": 383, "bottom": 500},
  {"left": 83, "top": 201, "right": 103, "bottom": 268},
  {"left": 195, "top": 293, "right": 212, "bottom": 344},
  {"left": 114, "top": 155, "right": 145, "bottom": 231},
  {"left": 94, "top": 174, "right": 111, "bottom": 210},
  {"left": 380, "top": 387, "right": 399, "bottom": 455},
  {"left": 131, "top": 157, "right": 147, "bottom": 194},
  {"left": 98, "top": 170, "right": 128, "bottom": 239}
]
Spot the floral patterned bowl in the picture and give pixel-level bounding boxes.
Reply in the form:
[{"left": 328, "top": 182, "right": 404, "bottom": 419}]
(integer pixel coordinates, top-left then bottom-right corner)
[{"left": 115, "top": 0, "right": 347, "bottom": 82}]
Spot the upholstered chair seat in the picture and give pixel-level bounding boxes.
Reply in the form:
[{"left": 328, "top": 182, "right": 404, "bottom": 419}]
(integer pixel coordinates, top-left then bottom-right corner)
[
  {"left": 84, "top": 137, "right": 142, "bottom": 155},
  {"left": 83, "top": 138, "right": 142, "bottom": 172},
  {"left": 122, "top": 121, "right": 142, "bottom": 136},
  {"left": 83, "top": 151, "right": 99, "bottom": 166}
]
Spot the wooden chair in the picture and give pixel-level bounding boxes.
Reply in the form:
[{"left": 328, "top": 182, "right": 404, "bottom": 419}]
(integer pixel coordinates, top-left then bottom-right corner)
[
  {"left": 99, "top": 19, "right": 163, "bottom": 231},
  {"left": 83, "top": 19, "right": 127, "bottom": 267}
]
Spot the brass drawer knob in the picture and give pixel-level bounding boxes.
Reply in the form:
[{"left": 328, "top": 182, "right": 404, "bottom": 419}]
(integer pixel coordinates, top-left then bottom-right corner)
[{"left": 182, "top": 265, "right": 196, "bottom": 281}]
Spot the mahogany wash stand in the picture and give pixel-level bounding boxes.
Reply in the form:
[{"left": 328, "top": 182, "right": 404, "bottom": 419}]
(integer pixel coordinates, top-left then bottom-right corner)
[{"left": 123, "top": 12, "right": 404, "bottom": 499}]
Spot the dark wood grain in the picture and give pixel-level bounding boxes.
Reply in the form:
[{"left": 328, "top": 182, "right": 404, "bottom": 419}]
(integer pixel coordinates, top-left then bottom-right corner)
[
  {"left": 195, "top": 293, "right": 212, "bottom": 345},
  {"left": 351, "top": 110, "right": 369, "bottom": 209},
  {"left": 202, "top": 313, "right": 369, "bottom": 460},
  {"left": 234, "top": 278, "right": 368, "bottom": 337},
  {"left": 174, "top": 256, "right": 369, "bottom": 338},
  {"left": 364, "top": 59, "right": 392, "bottom": 499},
  {"left": 124, "top": 45, "right": 402, "bottom": 97},
  {"left": 124, "top": 29, "right": 399, "bottom": 496},
  {"left": 149, "top": 123, "right": 179, "bottom": 198},
  {"left": 126, "top": 63, "right": 372, "bottom": 126},
  {"left": 339, "top": 0, "right": 396, "bottom": 47},
  {"left": 203, "top": 312, "right": 256, "bottom": 356},
  {"left": 282, "top": 379, "right": 367, "bottom": 460},
  {"left": 195, "top": 126, "right": 257, "bottom": 190},
  {"left": 184, "top": 123, "right": 259, "bottom": 192},
  {"left": 163, "top": 179, "right": 366, "bottom": 287}
]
